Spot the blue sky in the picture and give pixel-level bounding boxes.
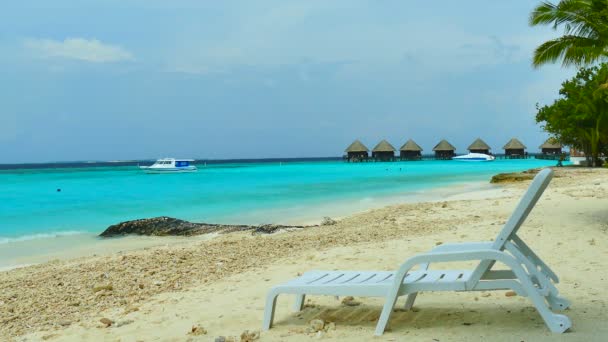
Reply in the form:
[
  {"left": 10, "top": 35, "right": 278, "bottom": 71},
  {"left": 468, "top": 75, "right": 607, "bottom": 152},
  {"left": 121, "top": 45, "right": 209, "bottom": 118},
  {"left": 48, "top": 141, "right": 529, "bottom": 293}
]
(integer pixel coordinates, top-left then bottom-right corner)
[{"left": 1, "top": 0, "right": 575, "bottom": 163}]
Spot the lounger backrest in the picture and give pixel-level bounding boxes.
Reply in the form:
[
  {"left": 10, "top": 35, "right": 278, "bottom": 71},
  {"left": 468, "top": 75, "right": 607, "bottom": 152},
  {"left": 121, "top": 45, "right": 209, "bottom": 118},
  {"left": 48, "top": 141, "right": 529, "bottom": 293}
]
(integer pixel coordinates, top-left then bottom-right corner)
[
  {"left": 491, "top": 168, "right": 554, "bottom": 250},
  {"left": 466, "top": 168, "right": 554, "bottom": 288}
]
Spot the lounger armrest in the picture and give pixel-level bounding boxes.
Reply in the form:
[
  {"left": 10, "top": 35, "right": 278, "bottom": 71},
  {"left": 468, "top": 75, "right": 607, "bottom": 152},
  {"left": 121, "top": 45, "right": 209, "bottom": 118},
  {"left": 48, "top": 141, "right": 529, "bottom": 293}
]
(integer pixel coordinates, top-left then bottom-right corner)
[
  {"left": 404, "top": 249, "right": 510, "bottom": 266},
  {"left": 430, "top": 242, "right": 494, "bottom": 253}
]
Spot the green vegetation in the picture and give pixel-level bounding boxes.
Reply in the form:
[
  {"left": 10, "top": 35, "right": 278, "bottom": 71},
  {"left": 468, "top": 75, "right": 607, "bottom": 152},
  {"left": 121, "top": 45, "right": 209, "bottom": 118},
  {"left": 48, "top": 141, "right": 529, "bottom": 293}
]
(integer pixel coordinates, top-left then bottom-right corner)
[
  {"left": 530, "top": 0, "right": 608, "bottom": 68},
  {"left": 536, "top": 64, "right": 608, "bottom": 166},
  {"left": 530, "top": 1, "right": 608, "bottom": 166}
]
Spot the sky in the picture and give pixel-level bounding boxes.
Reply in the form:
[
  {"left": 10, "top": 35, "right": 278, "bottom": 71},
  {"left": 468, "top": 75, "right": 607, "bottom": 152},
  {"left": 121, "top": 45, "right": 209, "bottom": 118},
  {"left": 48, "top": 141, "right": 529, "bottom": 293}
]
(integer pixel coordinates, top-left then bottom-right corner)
[{"left": 0, "top": 0, "right": 577, "bottom": 163}]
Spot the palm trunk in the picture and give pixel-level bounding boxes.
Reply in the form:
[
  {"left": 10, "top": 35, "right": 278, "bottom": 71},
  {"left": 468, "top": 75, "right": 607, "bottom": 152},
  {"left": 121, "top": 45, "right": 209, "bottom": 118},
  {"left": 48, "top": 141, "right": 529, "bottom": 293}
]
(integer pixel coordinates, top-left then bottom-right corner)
[
  {"left": 591, "top": 127, "right": 598, "bottom": 167},
  {"left": 592, "top": 115, "right": 604, "bottom": 167},
  {"left": 584, "top": 142, "right": 593, "bottom": 166}
]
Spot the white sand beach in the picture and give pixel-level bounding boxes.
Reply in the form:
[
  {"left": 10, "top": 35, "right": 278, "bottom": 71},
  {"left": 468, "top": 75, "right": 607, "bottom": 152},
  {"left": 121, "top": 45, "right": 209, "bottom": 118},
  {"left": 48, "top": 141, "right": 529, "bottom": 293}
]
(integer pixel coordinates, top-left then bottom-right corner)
[{"left": 2, "top": 167, "right": 607, "bottom": 341}]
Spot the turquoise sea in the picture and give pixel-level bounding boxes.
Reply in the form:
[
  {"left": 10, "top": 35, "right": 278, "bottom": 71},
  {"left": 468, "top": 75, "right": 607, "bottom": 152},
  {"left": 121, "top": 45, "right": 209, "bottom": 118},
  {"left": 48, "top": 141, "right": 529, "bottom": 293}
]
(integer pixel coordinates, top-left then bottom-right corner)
[{"left": 0, "top": 159, "right": 561, "bottom": 246}]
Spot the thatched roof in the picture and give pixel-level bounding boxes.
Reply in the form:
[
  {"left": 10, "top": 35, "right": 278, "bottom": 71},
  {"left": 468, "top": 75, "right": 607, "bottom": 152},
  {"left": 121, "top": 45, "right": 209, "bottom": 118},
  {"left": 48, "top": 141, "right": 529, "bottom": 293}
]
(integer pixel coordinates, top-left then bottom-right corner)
[
  {"left": 539, "top": 137, "right": 561, "bottom": 149},
  {"left": 345, "top": 140, "right": 369, "bottom": 153},
  {"left": 372, "top": 139, "right": 396, "bottom": 152},
  {"left": 502, "top": 138, "right": 526, "bottom": 150},
  {"left": 400, "top": 139, "right": 423, "bottom": 151},
  {"left": 467, "top": 138, "right": 491, "bottom": 151},
  {"left": 432, "top": 139, "right": 456, "bottom": 151}
]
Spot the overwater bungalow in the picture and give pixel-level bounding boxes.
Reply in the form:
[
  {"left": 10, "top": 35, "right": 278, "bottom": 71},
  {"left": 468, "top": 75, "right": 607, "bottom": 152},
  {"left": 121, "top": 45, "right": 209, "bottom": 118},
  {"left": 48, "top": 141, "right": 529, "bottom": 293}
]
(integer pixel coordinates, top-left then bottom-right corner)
[
  {"left": 503, "top": 138, "right": 527, "bottom": 158},
  {"left": 372, "top": 140, "right": 396, "bottom": 161},
  {"left": 345, "top": 140, "right": 369, "bottom": 162},
  {"left": 399, "top": 139, "right": 423, "bottom": 160},
  {"left": 539, "top": 137, "right": 562, "bottom": 155},
  {"left": 433, "top": 139, "right": 456, "bottom": 159},
  {"left": 467, "top": 138, "right": 491, "bottom": 154}
]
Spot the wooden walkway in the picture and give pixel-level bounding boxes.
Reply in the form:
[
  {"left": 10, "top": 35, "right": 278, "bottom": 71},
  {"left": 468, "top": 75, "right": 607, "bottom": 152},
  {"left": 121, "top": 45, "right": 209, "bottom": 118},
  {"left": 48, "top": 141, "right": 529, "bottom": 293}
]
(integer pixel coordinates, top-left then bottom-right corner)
[{"left": 343, "top": 153, "right": 569, "bottom": 162}]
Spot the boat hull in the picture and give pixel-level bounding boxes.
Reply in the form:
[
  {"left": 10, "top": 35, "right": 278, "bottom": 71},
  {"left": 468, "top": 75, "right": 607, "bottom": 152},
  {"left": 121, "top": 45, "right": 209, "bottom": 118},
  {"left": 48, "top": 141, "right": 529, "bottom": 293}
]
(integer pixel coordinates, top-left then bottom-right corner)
[
  {"left": 139, "top": 166, "right": 198, "bottom": 173},
  {"left": 452, "top": 153, "right": 495, "bottom": 162}
]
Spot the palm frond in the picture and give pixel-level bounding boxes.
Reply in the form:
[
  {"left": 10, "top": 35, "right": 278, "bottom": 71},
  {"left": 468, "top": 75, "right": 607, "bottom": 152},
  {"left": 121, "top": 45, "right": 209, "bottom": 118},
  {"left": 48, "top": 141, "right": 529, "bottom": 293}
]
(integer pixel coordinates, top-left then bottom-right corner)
[
  {"left": 529, "top": 1, "right": 560, "bottom": 26},
  {"left": 531, "top": 0, "right": 608, "bottom": 67},
  {"left": 532, "top": 35, "right": 607, "bottom": 67}
]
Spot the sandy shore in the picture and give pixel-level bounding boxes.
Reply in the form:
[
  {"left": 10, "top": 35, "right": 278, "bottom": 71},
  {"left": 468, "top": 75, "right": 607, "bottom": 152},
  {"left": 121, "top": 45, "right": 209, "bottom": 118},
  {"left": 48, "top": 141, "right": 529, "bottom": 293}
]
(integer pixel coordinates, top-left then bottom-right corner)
[
  {"left": 0, "top": 234, "right": 222, "bottom": 272},
  {"left": 1, "top": 167, "right": 607, "bottom": 341}
]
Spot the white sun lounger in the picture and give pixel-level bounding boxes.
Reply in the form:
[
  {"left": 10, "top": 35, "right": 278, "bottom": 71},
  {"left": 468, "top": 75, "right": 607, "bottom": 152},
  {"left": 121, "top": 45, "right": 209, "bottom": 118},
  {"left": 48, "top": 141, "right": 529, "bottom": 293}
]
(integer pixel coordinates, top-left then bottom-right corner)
[{"left": 262, "top": 168, "right": 571, "bottom": 335}]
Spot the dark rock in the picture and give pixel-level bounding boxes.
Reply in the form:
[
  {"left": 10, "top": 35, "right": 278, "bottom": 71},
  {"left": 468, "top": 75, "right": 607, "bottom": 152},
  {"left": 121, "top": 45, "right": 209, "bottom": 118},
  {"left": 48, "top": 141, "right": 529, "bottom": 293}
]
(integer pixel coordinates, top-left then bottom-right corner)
[
  {"left": 252, "top": 224, "right": 284, "bottom": 235},
  {"left": 489, "top": 168, "right": 558, "bottom": 184},
  {"left": 491, "top": 172, "right": 536, "bottom": 183},
  {"left": 99, "top": 318, "right": 113, "bottom": 327},
  {"left": 99, "top": 216, "right": 314, "bottom": 237},
  {"left": 321, "top": 217, "right": 337, "bottom": 226}
]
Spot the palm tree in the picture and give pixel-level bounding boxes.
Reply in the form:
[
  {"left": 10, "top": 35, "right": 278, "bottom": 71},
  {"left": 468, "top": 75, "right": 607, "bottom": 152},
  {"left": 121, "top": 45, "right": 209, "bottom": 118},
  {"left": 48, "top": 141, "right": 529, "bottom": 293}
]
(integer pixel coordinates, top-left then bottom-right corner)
[{"left": 529, "top": 0, "right": 608, "bottom": 68}]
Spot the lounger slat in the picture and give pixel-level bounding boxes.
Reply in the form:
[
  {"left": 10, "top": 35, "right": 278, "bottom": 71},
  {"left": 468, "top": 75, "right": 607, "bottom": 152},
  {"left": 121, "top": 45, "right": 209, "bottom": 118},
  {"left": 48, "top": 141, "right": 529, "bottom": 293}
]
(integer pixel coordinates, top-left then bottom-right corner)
[
  {"left": 340, "top": 273, "right": 361, "bottom": 284},
  {"left": 376, "top": 274, "right": 394, "bottom": 283},
  {"left": 303, "top": 272, "right": 329, "bottom": 284},
  {"left": 322, "top": 273, "right": 345, "bottom": 284},
  {"left": 419, "top": 271, "right": 444, "bottom": 283},
  {"left": 437, "top": 270, "right": 469, "bottom": 283},
  {"left": 356, "top": 273, "right": 381, "bottom": 283}
]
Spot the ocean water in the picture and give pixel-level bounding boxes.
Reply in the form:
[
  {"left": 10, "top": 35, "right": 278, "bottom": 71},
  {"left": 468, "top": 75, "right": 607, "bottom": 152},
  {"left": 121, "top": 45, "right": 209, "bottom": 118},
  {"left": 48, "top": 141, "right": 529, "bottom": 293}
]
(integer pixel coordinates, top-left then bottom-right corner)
[{"left": 0, "top": 159, "right": 560, "bottom": 245}]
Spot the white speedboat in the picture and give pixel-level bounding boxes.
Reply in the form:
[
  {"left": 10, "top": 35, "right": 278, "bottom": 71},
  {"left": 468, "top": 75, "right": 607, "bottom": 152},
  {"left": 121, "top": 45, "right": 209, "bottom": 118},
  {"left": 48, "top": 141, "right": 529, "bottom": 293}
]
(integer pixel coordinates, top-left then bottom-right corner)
[
  {"left": 139, "top": 158, "right": 197, "bottom": 173},
  {"left": 452, "top": 153, "right": 495, "bottom": 162}
]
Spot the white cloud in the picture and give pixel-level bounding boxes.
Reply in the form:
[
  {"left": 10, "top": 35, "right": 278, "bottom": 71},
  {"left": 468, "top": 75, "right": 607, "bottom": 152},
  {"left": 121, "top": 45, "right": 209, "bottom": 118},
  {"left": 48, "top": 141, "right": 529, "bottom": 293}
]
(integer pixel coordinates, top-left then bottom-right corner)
[{"left": 24, "top": 38, "right": 134, "bottom": 63}]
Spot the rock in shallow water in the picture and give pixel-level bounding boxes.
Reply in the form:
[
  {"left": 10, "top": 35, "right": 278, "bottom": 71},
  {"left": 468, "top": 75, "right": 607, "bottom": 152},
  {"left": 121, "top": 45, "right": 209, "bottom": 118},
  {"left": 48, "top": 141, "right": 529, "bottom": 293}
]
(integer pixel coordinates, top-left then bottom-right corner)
[
  {"left": 99, "top": 216, "right": 313, "bottom": 237},
  {"left": 489, "top": 168, "right": 555, "bottom": 184},
  {"left": 321, "top": 217, "right": 337, "bottom": 226}
]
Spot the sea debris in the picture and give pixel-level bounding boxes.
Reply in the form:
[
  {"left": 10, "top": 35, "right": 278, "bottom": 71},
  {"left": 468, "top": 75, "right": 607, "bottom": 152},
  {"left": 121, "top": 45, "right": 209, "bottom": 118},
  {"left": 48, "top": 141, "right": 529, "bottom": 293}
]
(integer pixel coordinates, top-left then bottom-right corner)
[
  {"left": 240, "top": 330, "right": 260, "bottom": 341},
  {"left": 124, "top": 306, "right": 139, "bottom": 314},
  {"left": 99, "top": 318, "right": 113, "bottom": 327},
  {"left": 307, "top": 319, "right": 325, "bottom": 333},
  {"left": 189, "top": 325, "right": 207, "bottom": 336},
  {"left": 92, "top": 284, "right": 113, "bottom": 293},
  {"left": 341, "top": 296, "right": 361, "bottom": 306},
  {"left": 214, "top": 337, "right": 237, "bottom": 342},
  {"left": 115, "top": 319, "right": 134, "bottom": 328}
]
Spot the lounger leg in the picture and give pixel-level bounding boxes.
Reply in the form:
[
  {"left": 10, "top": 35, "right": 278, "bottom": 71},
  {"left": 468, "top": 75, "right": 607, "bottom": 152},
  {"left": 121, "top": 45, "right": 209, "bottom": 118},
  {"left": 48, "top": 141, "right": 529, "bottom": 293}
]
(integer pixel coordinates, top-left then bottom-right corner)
[
  {"left": 293, "top": 294, "right": 305, "bottom": 312},
  {"left": 534, "top": 272, "right": 570, "bottom": 311},
  {"left": 516, "top": 275, "right": 571, "bottom": 333},
  {"left": 375, "top": 294, "right": 400, "bottom": 336},
  {"left": 403, "top": 292, "right": 417, "bottom": 310},
  {"left": 263, "top": 290, "right": 280, "bottom": 330},
  {"left": 547, "top": 293, "right": 571, "bottom": 311}
]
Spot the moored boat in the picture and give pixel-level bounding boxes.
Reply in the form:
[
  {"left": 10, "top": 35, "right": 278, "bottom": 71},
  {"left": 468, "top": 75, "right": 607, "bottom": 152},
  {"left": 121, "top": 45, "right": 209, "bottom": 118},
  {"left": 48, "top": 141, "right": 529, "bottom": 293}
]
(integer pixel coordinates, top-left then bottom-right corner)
[
  {"left": 139, "top": 158, "right": 197, "bottom": 173},
  {"left": 452, "top": 153, "right": 495, "bottom": 162}
]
